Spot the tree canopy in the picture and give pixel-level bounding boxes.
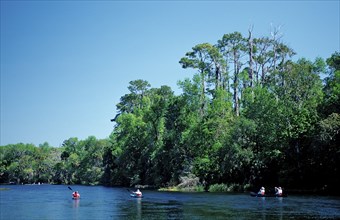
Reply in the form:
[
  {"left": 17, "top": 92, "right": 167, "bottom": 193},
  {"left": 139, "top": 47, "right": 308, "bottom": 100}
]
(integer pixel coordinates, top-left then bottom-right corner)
[{"left": 1, "top": 30, "right": 339, "bottom": 194}]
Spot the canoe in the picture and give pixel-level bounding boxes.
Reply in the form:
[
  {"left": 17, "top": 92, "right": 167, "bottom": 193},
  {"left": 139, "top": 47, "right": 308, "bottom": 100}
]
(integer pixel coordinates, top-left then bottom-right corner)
[
  {"left": 250, "top": 192, "right": 287, "bottom": 197},
  {"left": 130, "top": 193, "right": 142, "bottom": 198}
]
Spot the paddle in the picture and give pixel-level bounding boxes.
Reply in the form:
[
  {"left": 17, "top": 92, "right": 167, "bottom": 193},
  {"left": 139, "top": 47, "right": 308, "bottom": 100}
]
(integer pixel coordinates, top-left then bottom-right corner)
[
  {"left": 126, "top": 188, "right": 134, "bottom": 194},
  {"left": 250, "top": 192, "right": 257, "bottom": 197},
  {"left": 69, "top": 186, "right": 81, "bottom": 199}
]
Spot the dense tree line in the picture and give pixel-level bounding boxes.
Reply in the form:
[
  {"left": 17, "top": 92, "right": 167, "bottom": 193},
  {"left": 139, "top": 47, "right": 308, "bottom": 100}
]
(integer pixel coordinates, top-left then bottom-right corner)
[
  {"left": 1, "top": 31, "right": 339, "bottom": 194},
  {"left": 0, "top": 138, "right": 110, "bottom": 185}
]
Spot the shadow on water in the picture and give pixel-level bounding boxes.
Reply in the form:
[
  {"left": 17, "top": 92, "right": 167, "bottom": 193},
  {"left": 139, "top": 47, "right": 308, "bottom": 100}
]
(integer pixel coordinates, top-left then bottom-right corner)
[
  {"left": 120, "top": 192, "right": 283, "bottom": 220},
  {"left": 121, "top": 197, "right": 184, "bottom": 219}
]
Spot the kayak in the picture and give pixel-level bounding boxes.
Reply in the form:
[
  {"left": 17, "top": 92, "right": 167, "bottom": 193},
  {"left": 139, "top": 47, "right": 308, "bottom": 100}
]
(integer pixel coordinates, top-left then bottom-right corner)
[
  {"left": 72, "top": 195, "right": 80, "bottom": 200},
  {"left": 130, "top": 193, "right": 143, "bottom": 198},
  {"left": 250, "top": 192, "right": 287, "bottom": 197}
]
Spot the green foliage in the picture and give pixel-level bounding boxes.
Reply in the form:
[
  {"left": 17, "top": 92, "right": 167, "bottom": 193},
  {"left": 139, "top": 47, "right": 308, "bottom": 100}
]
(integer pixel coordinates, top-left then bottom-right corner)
[
  {"left": 0, "top": 143, "right": 61, "bottom": 184},
  {"left": 208, "top": 183, "right": 250, "bottom": 192},
  {"left": 323, "top": 52, "right": 340, "bottom": 115}
]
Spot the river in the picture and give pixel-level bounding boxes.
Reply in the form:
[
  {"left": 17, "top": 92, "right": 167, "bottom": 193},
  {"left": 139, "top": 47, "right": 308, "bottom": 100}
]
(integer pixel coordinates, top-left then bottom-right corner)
[{"left": 1, "top": 184, "right": 339, "bottom": 219}]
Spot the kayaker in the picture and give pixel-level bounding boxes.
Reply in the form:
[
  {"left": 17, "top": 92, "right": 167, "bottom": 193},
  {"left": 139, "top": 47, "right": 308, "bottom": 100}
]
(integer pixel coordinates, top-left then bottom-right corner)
[
  {"left": 134, "top": 189, "right": 142, "bottom": 197},
  {"left": 72, "top": 191, "right": 80, "bottom": 198},
  {"left": 275, "top": 187, "right": 283, "bottom": 196},
  {"left": 258, "top": 187, "right": 265, "bottom": 196}
]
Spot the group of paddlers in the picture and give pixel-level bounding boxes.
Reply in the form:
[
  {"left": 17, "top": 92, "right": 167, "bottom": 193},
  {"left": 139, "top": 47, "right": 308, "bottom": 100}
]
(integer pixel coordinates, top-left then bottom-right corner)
[
  {"left": 258, "top": 186, "right": 283, "bottom": 196},
  {"left": 71, "top": 189, "right": 143, "bottom": 199},
  {"left": 73, "top": 187, "right": 284, "bottom": 199}
]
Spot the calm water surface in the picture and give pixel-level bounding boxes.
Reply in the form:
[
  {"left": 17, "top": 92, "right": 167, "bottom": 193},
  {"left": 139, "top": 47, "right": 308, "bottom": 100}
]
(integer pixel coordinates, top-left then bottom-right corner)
[{"left": 1, "top": 185, "right": 339, "bottom": 219}]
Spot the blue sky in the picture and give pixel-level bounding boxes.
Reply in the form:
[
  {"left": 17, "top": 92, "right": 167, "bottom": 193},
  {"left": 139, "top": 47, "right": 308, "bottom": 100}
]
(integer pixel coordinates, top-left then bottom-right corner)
[{"left": 1, "top": 1, "right": 339, "bottom": 147}]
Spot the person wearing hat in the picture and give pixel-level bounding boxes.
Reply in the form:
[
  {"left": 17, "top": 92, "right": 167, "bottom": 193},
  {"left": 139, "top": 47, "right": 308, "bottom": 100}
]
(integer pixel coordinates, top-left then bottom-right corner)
[
  {"left": 275, "top": 187, "right": 283, "bottom": 196},
  {"left": 134, "top": 188, "right": 142, "bottom": 197},
  {"left": 258, "top": 187, "right": 265, "bottom": 196}
]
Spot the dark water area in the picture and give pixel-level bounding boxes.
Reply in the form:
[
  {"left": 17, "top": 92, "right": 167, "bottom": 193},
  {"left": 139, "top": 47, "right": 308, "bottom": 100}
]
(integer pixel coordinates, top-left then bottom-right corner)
[{"left": 1, "top": 185, "right": 340, "bottom": 219}]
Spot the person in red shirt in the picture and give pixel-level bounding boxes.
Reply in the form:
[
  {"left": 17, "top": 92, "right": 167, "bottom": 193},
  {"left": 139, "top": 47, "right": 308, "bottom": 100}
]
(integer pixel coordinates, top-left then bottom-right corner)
[{"left": 72, "top": 191, "right": 80, "bottom": 199}]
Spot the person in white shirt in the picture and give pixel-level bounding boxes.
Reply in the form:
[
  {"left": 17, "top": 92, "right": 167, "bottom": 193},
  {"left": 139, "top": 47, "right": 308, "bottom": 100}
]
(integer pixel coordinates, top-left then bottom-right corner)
[
  {"left": 275, "top": 187, "right": 283, "bottom": 196},
  {"left": 134, "top": 189, "right": 142, "bottom": 197}
]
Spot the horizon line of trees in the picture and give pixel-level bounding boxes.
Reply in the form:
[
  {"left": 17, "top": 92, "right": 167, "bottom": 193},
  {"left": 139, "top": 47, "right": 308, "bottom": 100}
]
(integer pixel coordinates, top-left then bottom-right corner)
[{"left": 1, "top": 30, "right": 339, "bottom": 193}]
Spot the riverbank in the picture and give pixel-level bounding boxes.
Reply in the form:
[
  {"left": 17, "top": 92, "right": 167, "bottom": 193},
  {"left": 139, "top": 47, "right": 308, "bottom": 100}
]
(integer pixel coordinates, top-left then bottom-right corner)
[
  {"left": 157, "top": 184, "right": 340, "bottom": 196},
  {"left": 2, "top": 182, "right": 339, "bottom": 196},
  {"left": 0, "top": 187, "right": 10, "bottom": 191}
]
